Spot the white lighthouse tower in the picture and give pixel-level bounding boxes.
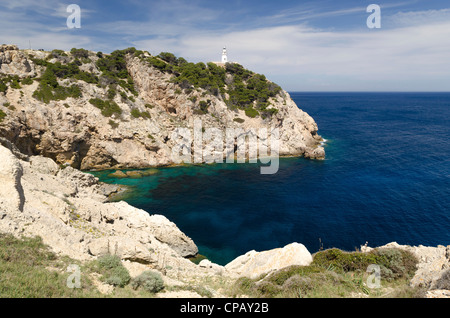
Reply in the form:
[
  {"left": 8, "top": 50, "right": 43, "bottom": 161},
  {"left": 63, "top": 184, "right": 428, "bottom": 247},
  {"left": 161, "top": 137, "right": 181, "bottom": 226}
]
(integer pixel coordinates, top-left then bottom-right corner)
[{"left": 221, "top": 47, "right": 228, "bottom": 63}]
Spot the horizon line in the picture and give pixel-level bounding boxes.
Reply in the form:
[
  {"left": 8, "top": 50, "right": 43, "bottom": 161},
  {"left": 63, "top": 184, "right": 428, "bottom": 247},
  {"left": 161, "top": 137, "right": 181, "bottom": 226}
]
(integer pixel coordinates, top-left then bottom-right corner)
[{"left": 287, "top": 91, "right": 450, "bottom": 93}]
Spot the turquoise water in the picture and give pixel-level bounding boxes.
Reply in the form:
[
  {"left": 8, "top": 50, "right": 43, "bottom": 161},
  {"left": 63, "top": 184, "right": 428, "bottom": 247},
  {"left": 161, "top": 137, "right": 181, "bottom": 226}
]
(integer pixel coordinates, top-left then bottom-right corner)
[{"left": 91, "top": 92, "right": 450, "bottom": 265}]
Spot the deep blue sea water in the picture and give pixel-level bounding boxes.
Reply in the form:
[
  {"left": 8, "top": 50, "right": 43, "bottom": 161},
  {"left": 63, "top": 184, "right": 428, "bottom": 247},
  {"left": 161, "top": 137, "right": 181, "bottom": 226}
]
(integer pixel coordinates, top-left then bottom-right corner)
[{"left": 91, "top": 92, "right": 450, "bottom": 265}]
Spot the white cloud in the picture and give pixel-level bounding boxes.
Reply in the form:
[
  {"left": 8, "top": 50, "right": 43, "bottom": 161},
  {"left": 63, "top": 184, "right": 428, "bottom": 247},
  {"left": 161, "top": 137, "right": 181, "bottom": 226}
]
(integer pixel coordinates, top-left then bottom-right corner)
[
  {"left": 385, "top": 8, "right": 450, "bottom": 27},
  {"left": 1, "top": 0, "right": 448, "bottom": 91},
  {"left": 134, "top": 18, "right": 450, "bottom": 91}
]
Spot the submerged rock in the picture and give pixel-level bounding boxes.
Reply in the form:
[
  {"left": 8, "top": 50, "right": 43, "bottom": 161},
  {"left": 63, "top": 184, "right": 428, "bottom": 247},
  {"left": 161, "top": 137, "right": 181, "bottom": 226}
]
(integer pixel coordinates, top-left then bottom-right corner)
[
  {"left": 108, "top": 170, "right": 127, "bottom": 178},
  {"left": 125, "top": 170, "right": 144, "bottom": 178}
]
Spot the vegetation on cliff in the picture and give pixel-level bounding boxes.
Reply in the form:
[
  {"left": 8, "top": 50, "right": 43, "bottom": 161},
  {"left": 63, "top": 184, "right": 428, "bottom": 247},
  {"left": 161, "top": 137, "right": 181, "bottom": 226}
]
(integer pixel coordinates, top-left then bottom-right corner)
[
  {"left": 0, "top": 233, "right": 434, "bottom": 298},
  {"left": 0, "top": 109, "right": 6, "bottom": 122},
  {"left": 144, "top": 51, "right": 282, "bottom": 118},
  {"left": 231, "top": 247, "right": 425, "bottom": 298},
  {"left": 20, "top": 46, "right": 283, "bottom": 119}
]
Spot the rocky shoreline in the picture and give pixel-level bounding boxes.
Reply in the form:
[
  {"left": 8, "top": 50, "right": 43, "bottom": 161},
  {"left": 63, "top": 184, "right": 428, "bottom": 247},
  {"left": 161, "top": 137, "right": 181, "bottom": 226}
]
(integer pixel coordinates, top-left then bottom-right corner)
[{"left": 0, "top": 142, "right": 449, "bottom": 297}]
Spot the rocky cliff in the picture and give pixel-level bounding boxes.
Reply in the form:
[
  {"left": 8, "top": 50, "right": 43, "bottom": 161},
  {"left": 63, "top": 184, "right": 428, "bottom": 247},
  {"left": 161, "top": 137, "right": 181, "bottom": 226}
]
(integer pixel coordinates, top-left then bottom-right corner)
[{"left": 0, "top": 45, "right": 324, "bottom": 170}]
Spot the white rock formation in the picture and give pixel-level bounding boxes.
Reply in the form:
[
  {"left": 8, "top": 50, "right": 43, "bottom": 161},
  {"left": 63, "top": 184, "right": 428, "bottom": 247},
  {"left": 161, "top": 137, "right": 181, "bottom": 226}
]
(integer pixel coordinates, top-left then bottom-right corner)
[
  {"left": 225, "top": 243, "right": 313, "bottom": 279},
  {"left": 0, "top": 44, "right": 36, "bottom": 78}
]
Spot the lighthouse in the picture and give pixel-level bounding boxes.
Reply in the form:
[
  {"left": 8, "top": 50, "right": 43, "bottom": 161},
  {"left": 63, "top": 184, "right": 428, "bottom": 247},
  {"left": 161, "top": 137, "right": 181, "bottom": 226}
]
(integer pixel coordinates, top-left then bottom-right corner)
[{"left": 221, "top": 47, "right": 228, "bottom": 63}]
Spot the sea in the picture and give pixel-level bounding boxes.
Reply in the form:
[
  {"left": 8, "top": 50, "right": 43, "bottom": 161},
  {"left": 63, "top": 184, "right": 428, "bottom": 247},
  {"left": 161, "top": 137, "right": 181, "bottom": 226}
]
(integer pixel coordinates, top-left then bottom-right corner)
[{"left": 91, "top": 92, "right": 450, "bottom": 266}]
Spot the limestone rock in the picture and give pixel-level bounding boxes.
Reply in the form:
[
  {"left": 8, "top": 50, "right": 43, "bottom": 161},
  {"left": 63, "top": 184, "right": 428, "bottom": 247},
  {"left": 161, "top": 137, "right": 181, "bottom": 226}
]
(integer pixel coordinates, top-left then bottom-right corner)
[
  {"left": 30, "top": 155, "right": 60, "bottom": 175},
  {"left": 0, "top": 44, "right": 35, "bottom": 78},
  {"left": 0, "top": 145, "right": 24, "bottom": 212},
  {"left": 225, "top": 243, "right": 313, "bottom": 279},
  {"left": 87, "top": 236, "right": 156, "bottom": 264},
  {"left": 199, "top": 259, "right": 225, "bottom": 275},
  {"left": 146, "top": 214, "right": 199, "bottom": 257}
]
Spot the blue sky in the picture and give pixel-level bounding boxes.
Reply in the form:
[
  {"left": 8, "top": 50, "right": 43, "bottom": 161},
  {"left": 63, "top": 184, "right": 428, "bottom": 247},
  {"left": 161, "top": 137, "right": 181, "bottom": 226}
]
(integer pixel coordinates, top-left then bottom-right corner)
[{"left": 1, "top": 0, "right": 449, "bottom": 91}]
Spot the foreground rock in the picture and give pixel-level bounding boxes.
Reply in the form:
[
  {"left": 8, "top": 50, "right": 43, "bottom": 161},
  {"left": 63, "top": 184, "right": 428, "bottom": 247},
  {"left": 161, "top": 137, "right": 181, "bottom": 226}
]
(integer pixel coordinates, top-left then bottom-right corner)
[{"left": 225, "top": 243, "right": 313, "bottom": 279}]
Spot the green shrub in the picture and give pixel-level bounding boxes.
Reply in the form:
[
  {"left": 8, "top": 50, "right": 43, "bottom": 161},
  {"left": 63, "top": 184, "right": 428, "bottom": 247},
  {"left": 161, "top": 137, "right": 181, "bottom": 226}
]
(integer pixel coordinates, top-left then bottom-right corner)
[
  {"left": 46, "top": 61, "right": 98, "bottom": 84},
  {"left": 70, "top": 48, "right": 90, "bottom": 59},
  {"left": 145, "top": 51, "right": 282, "bottom": 112},
  {"left": 312, "top": 248, "right": 418, "bottom": 280},
  {"left": 107, "top": 87, "right": 117, "bottom": 99},
  {"left": 131, "top": 270, "right": 164, "bottom": 293},
  {"left": 30, "top": 58, "right": 49, "bottom": 67},
  {"left": 0, "top": 109, "right": 6, "bottom": 122},
  {"left": 157, "top": 52, "right": 177, "bottom": 64},
  {"left": 32, "top": 61, "right": 91, "bottom": 103},
  {"left": 21, "top": 77, "right": 34, "bottom": 85},
  {"left": 95, "top": 48, "right": 138, "bottom": 95},
  {"left": 10, "top": 79, "right": 21, "bottom": 89},
  {"left": 120, "top": 91, "right": 128, "bottom": 101},
  {"left": 96, "top": 254, "right": 130, "bottom": 288},
  {"left": 130, "top": 108, "right": 151, "bottom": 119},
  {"left": 198, "top": 100, "right": 209, "bottom": 114},
  {"left": 312, "top": 248, "right": 378, "bottom": 273},
  {"left": 130, "top": 108, "right": 141, "bottom": 118},
  {"left": 97, "top": 254, "right": 122, "bottom": 269},
  {"left": 245, "top": 107, "right": 259, "bottom": 118},
  {"left": 374, "top": 248, "right": 418, "bottom": 281},
  {"left": 51, "top": 49, "right": 68, "bottom": 58},
  {"left": 89, "top": 98, "right": 122, "bottom": 117},
  {"left": 0, "top": 234, "right": 101, "bottom": 298},
  {"left": 261, "top": 108, "right": 279, "bottom": 119},
  {"left": 0, "top": 79, "right": 7, "bottom": 93},
  {"left": 33, "top": 83, "right": 82, "bottom": 104},
  {"left": 108, "top": 119, "right": 119, "bottom": 129}
]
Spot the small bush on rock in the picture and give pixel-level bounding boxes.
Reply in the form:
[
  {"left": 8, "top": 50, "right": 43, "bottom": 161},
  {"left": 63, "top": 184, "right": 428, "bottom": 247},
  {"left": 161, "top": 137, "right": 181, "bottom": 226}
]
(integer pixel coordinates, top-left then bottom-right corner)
[
  {"left": 95, "top": 254, "right": 130, "bottom": 288},
  {"left": 131, "top": 270, "right": 164, "bottom": 293},
  {"left": 433, "top": 269, "right": 450, "bottom": 290}
]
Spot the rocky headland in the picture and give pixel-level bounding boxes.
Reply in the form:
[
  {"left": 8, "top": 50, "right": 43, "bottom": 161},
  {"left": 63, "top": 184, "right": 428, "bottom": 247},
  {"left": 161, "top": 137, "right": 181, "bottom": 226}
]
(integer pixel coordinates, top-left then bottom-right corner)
[{"left": 0, "top": 44, "right": 324, "bottom": 170}]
